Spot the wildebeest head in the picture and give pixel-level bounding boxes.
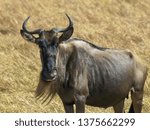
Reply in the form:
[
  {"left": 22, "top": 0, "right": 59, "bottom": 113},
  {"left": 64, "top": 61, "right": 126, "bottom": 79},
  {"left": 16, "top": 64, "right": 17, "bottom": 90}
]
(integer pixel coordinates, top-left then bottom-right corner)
[{"left": 20, "top": 14, "right": 74, "bottom": 81}]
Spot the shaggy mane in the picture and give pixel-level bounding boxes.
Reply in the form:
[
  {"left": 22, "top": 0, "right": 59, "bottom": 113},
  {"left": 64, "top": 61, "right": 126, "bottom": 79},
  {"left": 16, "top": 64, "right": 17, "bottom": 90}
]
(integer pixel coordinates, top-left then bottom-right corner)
[{"left": 35, "top": 77, "right": 57, "bottom": 104}]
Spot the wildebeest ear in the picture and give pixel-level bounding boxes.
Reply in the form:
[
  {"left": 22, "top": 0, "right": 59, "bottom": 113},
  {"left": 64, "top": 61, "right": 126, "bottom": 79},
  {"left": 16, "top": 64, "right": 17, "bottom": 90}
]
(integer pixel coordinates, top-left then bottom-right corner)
[
  {"left": 58, "top": 27, "right": 74, "bottom": 43},
  {"left": 20, "top": 29, "right": 36, "bottom": 43}
]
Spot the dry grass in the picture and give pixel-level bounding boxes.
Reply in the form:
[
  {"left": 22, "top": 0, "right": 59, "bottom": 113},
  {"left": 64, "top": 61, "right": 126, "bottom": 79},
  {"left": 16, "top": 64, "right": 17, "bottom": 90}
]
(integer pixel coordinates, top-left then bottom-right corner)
[{"left": 0, "top": 0, "right": 150, "bottom": 112}]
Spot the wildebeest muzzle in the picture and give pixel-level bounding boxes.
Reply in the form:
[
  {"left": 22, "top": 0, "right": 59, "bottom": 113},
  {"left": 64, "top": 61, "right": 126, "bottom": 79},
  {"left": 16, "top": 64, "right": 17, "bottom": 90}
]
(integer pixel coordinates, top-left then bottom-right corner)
[{"left": 41, "top": 68, "right": 57, "bottom": 82}]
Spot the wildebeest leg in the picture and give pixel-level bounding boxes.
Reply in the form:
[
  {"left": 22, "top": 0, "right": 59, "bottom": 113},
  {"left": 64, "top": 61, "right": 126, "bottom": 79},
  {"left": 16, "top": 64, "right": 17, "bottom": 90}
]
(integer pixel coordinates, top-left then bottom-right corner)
[
  {"left": 63, "top": 103, "right": 74, "bottom": 113},
  {"left": 71, "top": 64, "right": 88, "bottom": 113},
  {"left": 74, "top": 94, "right": 86, "bottom": 113},
  {"left": 128, "top": 102, "right": 134, "bottom": 113},
  {"left": 130, "top": 89, "right": 144, "bottom": 113},
  {"left": 130, "top": 67, "right": 147, "bottom": 113},
  {"left": 113, "top": 99, "right": 125, "bottom": 113}
]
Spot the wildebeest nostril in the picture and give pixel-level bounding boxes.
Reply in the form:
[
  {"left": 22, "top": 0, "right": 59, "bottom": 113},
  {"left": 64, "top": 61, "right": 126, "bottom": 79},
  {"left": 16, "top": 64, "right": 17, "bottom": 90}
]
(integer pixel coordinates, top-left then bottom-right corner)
[{"left": 50, "top": 70, "right": 57, "bottom": 78}]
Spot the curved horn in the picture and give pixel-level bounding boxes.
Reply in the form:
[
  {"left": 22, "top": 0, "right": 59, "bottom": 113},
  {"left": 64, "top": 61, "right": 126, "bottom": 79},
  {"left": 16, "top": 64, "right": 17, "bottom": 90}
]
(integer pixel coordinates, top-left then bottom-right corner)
[
  {"left": 53, "top": 13, "right": 73, "bottom": 33},
  {"left": 22, "top": 16, "right": 42, "bottom": 34}
]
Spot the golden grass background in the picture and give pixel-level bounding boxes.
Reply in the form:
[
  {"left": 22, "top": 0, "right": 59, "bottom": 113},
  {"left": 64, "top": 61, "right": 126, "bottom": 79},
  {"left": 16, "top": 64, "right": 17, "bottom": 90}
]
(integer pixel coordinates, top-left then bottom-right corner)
[{"left": 0, "top": 0, "right": 149, "bottom": 112}]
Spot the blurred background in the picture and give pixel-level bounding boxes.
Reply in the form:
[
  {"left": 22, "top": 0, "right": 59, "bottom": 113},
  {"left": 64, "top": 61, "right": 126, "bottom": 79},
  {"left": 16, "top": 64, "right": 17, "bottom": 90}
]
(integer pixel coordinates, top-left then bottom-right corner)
[{"left": 0, "top": 0, "right": 149, "bottom": 112}]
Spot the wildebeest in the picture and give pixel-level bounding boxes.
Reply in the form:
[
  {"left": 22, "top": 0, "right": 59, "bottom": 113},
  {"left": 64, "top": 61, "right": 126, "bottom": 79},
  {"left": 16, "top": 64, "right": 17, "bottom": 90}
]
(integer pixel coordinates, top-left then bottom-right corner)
[{"left": 20, "top": 14, "right": 148, "bottom": 113}]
